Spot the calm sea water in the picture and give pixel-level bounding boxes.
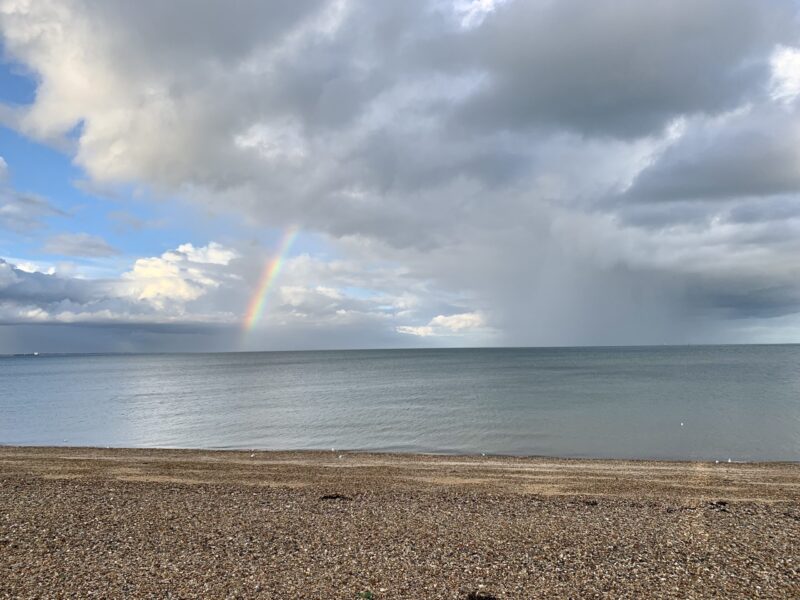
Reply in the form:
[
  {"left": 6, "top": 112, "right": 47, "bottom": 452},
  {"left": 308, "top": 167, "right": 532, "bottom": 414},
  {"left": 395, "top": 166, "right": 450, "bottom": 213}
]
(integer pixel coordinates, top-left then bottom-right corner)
[{"left": 1, "top": 346, "right": 798, "bottom": 461}]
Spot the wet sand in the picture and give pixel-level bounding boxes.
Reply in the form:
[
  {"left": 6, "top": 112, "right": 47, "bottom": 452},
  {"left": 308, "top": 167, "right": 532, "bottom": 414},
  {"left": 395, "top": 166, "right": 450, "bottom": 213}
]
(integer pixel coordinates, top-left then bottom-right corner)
[{"left": 1, "top": 446, "right": 798, "bottom": 598}]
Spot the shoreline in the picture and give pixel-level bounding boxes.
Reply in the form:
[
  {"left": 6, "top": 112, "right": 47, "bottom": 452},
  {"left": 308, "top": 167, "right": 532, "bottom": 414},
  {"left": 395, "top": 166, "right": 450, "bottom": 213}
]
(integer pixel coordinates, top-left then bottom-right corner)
[
  {"left": 3, "top": 444, "right": 796, "bottom": 466},
  {"left": 2, "top": 446, "right": 798, "bottom": 597},
  {"left": 2, "top": 445, "right": 798, "bottom": 502}
]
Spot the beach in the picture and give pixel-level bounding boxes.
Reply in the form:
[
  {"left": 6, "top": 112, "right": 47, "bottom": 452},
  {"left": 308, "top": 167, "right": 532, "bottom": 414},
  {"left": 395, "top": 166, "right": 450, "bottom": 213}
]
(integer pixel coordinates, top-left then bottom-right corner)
[{"left": 1, "top": 447, "right": 798, "bottom": 598}]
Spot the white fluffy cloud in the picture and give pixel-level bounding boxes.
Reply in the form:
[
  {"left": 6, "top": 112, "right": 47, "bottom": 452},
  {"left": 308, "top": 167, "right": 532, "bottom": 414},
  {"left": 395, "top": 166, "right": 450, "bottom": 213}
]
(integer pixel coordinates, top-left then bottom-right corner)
[
  {"left": 121, "top": 243, "right": 239, "bottom": 310},
  {"left": 0, "top": 242, "right": 240, "bottom": 325},
  {"left": 397, "top": 312, "right": 487, "bottom": 337},
  {"left": 771, "top": 45, "right": 800, "bottom": 102}
]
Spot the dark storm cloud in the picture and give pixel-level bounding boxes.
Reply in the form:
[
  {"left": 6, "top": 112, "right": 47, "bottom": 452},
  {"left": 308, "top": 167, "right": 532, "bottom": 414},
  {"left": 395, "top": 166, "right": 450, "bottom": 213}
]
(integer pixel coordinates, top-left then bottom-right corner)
[
  {"left": 446, "top": 0, "right": 797, "bottom": 138},
  {"left": 685, "top": 277, "right": 800, "bottom": 320},
  {"left": 0, "top": 259, "right": 97, "bottom": 305},
  {"left": 626, "top": 107, "right": 800, "bottom": 202},
  {"left": 726, "top": 199, "right": 800, "bottom": 225},
  {"left": 0, "top": 319, "right": 228, "bottom": 335},
  {"left": 256, "top": 1, "right": 434, "bottom": 130},
  {"left": 89, "top": 0, "right": 328, "bottom": 69},
  {"left": 346, "top": 128, "right": 528, "bottom": 193},
  {"left": 614, "top": 202, "right": 716, "bottom": 229},
  {"left": 0, "top": 322, "right": 238, "bottom": 354}
]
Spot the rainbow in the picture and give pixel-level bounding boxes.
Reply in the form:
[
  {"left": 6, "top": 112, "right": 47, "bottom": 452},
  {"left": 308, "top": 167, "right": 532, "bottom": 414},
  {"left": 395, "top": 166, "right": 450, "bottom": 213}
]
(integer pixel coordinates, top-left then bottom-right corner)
[{"left": 242, "top": 226, "right": 299, "bottom": 331}]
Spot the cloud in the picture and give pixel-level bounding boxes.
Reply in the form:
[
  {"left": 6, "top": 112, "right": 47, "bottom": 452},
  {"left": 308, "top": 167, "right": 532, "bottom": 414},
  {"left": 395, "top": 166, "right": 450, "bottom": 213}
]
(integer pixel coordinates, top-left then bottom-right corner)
[
  {"left": 107, "top": 210, "right": 165, "bottom": 233},
  {"left": 430, "top": 312, "right": 485, "bottom": 331},
  {"left": 174, "top": 242, "right": 238, "bottom": 265},
  {"left": 0, "top": 242, "right": 241, "bottom": 325},
  {"left": 1, "top": 0, "right": 800, "bottom": 349},
  {"left": 0, "top": 157, "right": 68, "bottom": 232},
  {"left": 771, "top": 45, "right": 800, "bottom": 102},
  {"left": 397, "top": 311, "right": 487, "bottom": 337},
  {"left": 624, "top": 106, "right": 800, "bottom": 202},
  {"left": 43, "top": 232, "right": 120, "bottom": 257},
  {"left": 121, "top": 242, "right": 239, "bottom": 309},
  {"left": 0, "top": 241, "right": 496, "bottom": 351},
  {"left": 0, "top": 189, "right": 67, "bottom": 232},
  {"left": 0, "top": 258, "right": 101, "bottom": 307},
  {"left": 446, "top": 0, "right": 797, "bottom": 138}
]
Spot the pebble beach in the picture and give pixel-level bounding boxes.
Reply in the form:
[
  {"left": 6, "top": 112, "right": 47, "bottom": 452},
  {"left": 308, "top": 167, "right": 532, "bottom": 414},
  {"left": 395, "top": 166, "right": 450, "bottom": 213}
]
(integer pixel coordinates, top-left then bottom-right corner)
[{"left": 1, "top": 447, "right": 798, "bottom": 598}]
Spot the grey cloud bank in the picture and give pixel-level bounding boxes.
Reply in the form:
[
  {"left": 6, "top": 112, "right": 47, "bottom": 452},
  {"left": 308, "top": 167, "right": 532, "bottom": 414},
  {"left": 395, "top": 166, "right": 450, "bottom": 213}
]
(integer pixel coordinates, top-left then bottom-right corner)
[{"left": 1, "top": 0, "right": 800, "bottom": 351}]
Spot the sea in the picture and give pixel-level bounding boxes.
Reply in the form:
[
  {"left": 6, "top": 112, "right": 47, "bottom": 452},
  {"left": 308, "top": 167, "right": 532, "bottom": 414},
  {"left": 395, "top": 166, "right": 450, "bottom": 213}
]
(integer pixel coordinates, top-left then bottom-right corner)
[{"left": 1, "top": 345, "right": 798, "bottom": 461}]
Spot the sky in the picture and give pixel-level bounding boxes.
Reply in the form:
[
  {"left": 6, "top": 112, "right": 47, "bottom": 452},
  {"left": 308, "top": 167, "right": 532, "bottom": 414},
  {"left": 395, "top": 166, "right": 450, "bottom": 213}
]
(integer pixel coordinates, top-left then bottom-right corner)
[{"left": 1, "top": 0, "right": 800, "bottom": 353}]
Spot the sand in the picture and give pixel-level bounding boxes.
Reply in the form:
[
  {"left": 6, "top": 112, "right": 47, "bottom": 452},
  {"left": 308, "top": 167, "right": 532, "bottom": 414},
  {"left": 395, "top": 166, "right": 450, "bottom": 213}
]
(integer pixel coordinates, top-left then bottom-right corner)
[{"left": 1, "top": 446, "right": 798, "bottom": 598}]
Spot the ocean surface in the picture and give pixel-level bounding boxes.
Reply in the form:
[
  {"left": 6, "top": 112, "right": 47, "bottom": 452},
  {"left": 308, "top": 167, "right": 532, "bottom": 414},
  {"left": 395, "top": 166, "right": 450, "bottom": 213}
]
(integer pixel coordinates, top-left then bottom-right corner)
[{"left": 1, "top": 346, "right": 798, "bottom": 461}]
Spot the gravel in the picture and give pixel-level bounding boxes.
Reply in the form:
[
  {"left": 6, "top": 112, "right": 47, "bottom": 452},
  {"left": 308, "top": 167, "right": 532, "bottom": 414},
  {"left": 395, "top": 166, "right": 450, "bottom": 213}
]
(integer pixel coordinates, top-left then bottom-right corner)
[{"left": 1, "top": 447, "right": 798, "bottom": 599}]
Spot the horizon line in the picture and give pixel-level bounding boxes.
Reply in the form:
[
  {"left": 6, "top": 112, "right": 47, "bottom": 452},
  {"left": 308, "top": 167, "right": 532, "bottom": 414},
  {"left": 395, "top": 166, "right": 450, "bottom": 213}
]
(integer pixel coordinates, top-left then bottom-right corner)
[{"left": 2, "top": 341, "right": 799, "bottom": 358}]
